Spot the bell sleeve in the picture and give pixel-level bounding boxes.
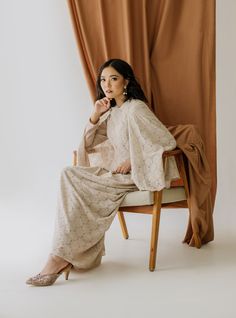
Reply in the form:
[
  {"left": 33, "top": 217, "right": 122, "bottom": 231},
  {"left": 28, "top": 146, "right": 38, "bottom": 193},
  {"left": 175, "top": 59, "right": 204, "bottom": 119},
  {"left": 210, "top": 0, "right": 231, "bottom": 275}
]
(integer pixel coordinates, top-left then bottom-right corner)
[
  {"left": 83, "top": 119, "right": 108, "bottom": 152},
  {"left": 127, "top": 101, "right": 179, "bottom": 191}
]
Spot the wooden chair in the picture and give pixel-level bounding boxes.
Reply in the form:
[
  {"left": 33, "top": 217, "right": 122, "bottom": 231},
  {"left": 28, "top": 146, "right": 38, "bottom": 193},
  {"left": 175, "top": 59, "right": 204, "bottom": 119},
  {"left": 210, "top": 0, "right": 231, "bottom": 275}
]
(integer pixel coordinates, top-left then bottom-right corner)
[
  {"left": 117, "top": 149, "right": 190, "bottom": 271},
  {"left": 73, "top": 149, "right": 190, "bottom": 272}
]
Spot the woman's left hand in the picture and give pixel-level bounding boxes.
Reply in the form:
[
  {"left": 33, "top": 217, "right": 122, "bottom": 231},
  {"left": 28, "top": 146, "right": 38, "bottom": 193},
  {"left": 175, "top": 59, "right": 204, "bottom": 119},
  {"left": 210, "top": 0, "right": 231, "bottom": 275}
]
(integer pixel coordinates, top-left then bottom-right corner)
[{"left": 113, "top": 159, "right": 131, "bottom": 174}]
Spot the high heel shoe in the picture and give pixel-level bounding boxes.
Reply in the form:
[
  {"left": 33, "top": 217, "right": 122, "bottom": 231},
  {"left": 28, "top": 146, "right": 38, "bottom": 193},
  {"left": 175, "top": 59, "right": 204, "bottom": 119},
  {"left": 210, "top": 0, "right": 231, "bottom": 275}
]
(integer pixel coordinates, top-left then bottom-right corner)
[{"left": 26, "top": 263, "right": 73, "bottom": 286}]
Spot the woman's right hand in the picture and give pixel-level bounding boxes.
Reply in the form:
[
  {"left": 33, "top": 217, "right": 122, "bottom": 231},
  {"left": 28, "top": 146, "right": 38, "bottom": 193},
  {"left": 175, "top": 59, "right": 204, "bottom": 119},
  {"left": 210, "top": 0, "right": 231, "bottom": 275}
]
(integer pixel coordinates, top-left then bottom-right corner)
[
  {"left": 94, "top": 97, "right": 111, "bottom": 116},
  {"left": 89, "top": 97, "right": 111, "bottom": 124}
]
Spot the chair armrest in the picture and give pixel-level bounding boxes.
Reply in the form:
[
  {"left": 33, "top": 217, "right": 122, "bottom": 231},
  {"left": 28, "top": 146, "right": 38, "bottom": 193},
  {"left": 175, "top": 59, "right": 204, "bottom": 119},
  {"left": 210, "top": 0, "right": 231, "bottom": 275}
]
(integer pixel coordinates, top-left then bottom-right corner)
[
  {"left": 163, "top": 148, "right": 184, "bottom": 187},
  {"left": 163, "top": 148, "right": 182, "bottom": 158},
  {"left": 72, "top": 148, "right": 182, "bottom": 166},
  {"left": 73, "top": 150, "right": 78, "bottom": 166}
]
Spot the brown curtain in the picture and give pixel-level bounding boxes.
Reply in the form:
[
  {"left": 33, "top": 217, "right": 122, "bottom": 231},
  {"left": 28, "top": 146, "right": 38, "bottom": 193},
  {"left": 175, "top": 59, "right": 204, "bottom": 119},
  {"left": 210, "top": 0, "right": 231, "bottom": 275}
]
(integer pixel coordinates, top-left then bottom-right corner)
[{"left": 67, "top": 0, "right": 216, "bottom": 244}]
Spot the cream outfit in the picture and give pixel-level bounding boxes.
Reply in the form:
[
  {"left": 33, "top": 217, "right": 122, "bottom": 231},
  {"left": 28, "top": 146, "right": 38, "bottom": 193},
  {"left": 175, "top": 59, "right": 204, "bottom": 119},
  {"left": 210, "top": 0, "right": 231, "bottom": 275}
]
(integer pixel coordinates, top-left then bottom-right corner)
[{"left": 52, "top": 99, "right": 179, "bottom": 269}]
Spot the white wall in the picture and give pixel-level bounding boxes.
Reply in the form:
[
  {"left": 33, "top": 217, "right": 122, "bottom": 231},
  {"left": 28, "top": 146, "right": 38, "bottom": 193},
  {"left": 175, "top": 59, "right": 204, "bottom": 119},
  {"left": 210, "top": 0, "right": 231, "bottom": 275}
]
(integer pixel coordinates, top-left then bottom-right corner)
[
  {"left": 0, "top": 0, "right": 92, "bottom": 217},
  {"left": 215, "top": 0, "right": 236, "bottom": 226},
  {"left": 0, "top": 0, "right": 235, "bottom": 228}
]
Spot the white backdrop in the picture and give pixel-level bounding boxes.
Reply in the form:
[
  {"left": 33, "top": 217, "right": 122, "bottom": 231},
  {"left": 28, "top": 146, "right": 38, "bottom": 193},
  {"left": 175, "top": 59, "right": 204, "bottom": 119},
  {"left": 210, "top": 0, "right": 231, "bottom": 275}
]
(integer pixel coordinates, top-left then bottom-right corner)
[
  {"left": 0, "top": 0, "right": 235, "bottom": 231},
  {"left": 0, "top": 0, "right": 92, "bottom": 221}
]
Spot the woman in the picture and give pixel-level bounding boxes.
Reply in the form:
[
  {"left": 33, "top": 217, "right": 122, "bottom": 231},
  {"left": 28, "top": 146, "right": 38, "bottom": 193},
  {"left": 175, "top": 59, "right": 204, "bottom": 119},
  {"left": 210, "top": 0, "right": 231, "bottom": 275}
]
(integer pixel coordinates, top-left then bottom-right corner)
[{"left": 26, "top": 59, "right": 179, "bottom": 286}]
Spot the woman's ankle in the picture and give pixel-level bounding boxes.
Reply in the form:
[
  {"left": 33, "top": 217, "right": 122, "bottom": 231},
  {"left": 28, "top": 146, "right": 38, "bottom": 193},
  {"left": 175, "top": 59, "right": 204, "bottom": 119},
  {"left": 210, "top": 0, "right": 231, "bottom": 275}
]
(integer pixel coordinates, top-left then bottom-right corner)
[{"left": 40, "top": 254, "right": 69, "bottom": 275}]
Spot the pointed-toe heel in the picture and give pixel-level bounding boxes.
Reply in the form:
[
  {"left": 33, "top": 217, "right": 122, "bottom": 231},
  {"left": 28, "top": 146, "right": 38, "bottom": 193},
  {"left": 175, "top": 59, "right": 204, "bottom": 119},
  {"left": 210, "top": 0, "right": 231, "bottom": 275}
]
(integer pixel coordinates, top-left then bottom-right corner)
[{"left": 26, "top": 263, "right": 73, "bottom": 287}]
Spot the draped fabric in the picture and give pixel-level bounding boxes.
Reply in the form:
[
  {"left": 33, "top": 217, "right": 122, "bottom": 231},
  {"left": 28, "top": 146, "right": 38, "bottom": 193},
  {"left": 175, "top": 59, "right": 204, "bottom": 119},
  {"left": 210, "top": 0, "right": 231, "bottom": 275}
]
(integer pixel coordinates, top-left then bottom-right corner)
[
  {"left": 67, "top": 0, "right": 216, "bottom": 246},
  {"left": 168, "top": 125, "right": 214, "bottom": 247}
]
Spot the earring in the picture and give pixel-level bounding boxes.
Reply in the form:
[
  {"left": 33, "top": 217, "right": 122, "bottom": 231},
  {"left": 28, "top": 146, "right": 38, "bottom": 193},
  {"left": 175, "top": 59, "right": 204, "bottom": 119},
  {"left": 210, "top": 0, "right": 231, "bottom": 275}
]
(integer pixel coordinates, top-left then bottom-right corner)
[{"left": 123, "top": 86, "right": 127, "bottom": 95}]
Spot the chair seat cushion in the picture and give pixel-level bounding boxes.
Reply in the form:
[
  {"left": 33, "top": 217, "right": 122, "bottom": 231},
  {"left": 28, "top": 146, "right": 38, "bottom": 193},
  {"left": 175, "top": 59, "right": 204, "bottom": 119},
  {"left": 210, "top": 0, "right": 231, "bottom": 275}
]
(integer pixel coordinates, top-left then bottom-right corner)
[{"left": 120, "top": 187, "right": 187, "bottom": 207}]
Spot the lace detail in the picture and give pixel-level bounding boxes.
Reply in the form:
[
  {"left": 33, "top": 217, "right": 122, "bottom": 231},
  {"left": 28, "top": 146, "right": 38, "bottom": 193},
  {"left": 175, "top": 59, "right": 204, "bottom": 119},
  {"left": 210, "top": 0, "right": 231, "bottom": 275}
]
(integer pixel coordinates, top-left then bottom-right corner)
[{"left": 107, "top": 106, "right": 130, "bottom": 171}]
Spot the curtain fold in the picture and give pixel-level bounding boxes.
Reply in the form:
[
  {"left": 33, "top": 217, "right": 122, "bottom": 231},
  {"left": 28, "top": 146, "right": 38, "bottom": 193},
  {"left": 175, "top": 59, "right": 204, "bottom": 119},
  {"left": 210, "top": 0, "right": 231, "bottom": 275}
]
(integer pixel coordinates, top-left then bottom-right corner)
[{"left": 67, "top": 0, "right": 216, "bottom": 247}]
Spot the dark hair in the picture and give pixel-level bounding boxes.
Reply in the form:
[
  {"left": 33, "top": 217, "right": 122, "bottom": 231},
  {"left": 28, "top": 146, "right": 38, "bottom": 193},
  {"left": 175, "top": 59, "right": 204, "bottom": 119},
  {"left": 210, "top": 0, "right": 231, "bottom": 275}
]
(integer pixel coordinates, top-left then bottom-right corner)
[{"left": 96, "top": 58, "right": 148, "bottom": 107}]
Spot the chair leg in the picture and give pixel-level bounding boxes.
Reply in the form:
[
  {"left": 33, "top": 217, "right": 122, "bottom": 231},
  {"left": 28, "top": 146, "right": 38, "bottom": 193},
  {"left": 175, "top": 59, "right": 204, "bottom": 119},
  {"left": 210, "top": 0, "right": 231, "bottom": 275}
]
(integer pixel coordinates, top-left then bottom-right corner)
[
  {"left": 117, "top": 211, "right": 129, "bottom": 239},
  {"left": 149, "top": 190, "right": 163, "bottom": 271}
]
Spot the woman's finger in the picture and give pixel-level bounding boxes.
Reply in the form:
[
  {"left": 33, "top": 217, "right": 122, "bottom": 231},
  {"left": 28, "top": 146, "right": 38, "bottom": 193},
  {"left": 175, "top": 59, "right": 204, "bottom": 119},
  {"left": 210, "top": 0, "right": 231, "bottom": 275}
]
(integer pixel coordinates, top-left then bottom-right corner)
[
  {"left": 103, "top": 97, "right": 109, "bottom": 104},
  {"left": 104, "top": 98, "right": 110, "bottom": 108}
]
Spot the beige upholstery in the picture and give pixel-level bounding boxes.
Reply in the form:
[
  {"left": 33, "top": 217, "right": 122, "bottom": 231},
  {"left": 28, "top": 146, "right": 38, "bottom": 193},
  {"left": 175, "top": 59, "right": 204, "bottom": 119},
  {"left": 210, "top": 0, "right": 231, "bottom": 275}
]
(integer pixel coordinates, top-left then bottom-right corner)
[{"left": 120, "top": 186, "right": 186, "bottom": 207}]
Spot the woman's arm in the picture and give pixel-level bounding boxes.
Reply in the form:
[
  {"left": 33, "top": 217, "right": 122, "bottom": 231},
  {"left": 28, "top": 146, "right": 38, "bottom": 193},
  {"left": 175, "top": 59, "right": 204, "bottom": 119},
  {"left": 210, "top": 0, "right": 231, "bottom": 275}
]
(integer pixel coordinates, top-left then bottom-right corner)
[
  {"left": 84, "top": 119, "right": 108, "bottom": 151},
  {"left": 125, "top": 100, "right": 178, "bottom": 191},
  {"left": 84, "top": 97, "right": 111, "bottom": 151}
]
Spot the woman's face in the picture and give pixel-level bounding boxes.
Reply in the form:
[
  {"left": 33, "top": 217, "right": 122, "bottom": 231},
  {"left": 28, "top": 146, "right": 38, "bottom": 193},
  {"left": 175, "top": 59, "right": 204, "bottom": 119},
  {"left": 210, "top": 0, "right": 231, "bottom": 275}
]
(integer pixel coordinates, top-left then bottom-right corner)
[{"left": 100, "top": 66, "right": 128, "bottom": 105}]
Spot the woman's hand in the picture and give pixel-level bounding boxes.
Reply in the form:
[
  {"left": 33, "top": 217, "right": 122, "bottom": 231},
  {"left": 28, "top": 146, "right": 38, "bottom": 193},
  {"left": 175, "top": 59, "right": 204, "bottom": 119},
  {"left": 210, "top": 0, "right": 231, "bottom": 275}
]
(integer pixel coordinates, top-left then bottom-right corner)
[
  {"left": 113, "top": 159, "right": 131, "bottom": 174},
  {"left": 90, "top": 97, "right": 111, "bottom": 124},
  {"left": 94, "top": 97, "right": 111, "bottom": 116}
]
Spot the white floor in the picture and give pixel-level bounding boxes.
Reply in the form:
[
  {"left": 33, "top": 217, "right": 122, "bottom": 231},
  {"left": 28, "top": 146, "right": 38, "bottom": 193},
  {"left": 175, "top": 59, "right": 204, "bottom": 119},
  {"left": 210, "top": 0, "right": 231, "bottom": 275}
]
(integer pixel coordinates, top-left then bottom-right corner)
[{"left": 1, "top": 205, "right": 236, "bottom": 318}]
